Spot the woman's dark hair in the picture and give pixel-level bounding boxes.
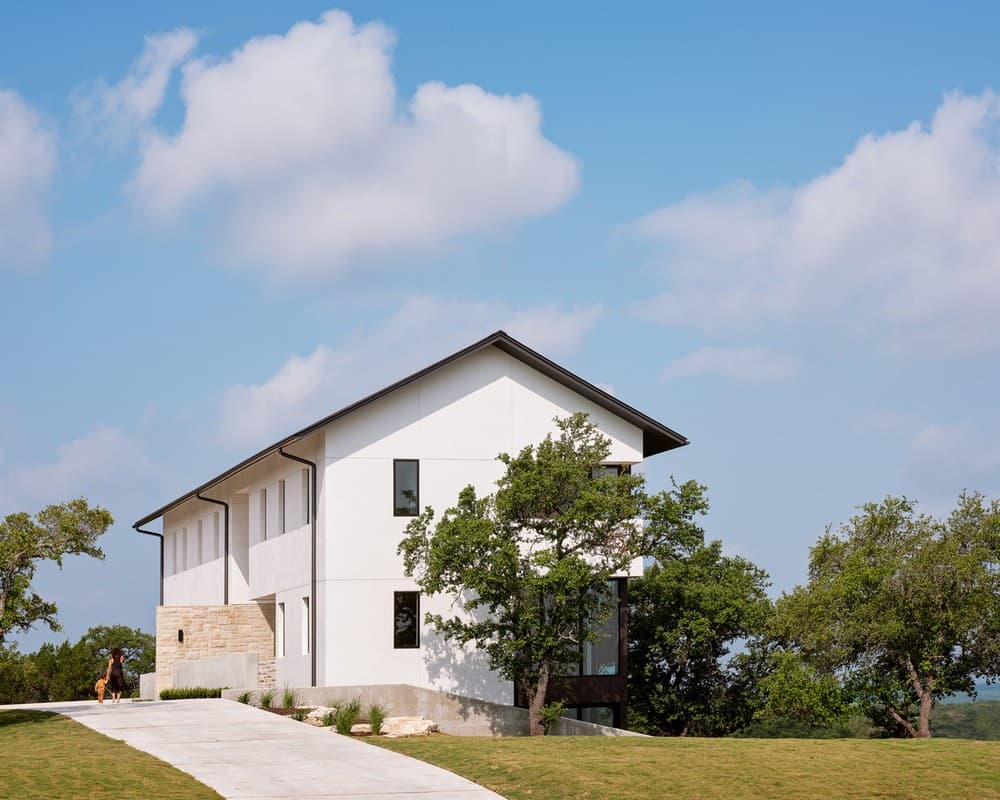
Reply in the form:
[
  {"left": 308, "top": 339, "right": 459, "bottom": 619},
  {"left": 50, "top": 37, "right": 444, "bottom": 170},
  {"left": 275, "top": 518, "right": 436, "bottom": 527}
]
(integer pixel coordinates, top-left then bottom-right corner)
[{"left": 112, "top": 647, "right": 123, "bottom": 660}]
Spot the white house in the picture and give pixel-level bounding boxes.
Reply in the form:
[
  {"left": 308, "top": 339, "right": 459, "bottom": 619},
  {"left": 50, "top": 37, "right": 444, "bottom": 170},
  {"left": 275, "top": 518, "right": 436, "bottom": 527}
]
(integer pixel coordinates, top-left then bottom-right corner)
[{"left": 134, "top": 331, "right": 687, "bottom": 728}]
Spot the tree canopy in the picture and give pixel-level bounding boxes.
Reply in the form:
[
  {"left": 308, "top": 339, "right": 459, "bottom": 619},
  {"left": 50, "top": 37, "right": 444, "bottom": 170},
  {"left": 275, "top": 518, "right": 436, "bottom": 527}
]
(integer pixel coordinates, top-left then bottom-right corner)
[
  {"left": 0, "top": 498, "right": 113, "bottom": 644},
  {"left": 399, "top": 413, "right": 696, "bottom": 735},
  {"left": 772, "top": 492, "right": 1000, "bottom": 737},
  {"left": 628, "top": 494, "right": 773, "bottom": 736}
]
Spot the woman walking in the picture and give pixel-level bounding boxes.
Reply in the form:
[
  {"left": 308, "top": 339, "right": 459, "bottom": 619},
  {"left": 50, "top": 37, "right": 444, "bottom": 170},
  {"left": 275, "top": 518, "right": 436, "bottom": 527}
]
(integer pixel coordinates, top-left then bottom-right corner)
[{"left": 106, "top": 647, "right": 126, "bottom": 704}]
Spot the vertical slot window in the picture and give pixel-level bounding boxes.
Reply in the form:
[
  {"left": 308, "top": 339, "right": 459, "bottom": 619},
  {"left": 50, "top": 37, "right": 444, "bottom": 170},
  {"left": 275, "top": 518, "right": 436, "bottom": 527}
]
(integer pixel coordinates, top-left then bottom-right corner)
[
  {"left": 301, "top": 596, "right": 310, "bottom": 655},
  {"left": 301, "top": 468, "right": 310, "bottom": 526},
  {"left": 180, "top": 527, "right": 188, "bottom": 571},
  {"left": 276, "top": 602, "right": 285, "bottom": 658},
  {"left": 196, "top": 520, "right": 204, "bottom": 566},
  {"left": 393, "top": 459, "right": 419, "bottom": 516},
  {"left": 212, "top": 512, "right": 220, "bottom": 560},
  {"left": 259, "top": 488, "right": 268, "bottom": 541},
  {"left": 393, "top": 591, "right": 420, "bottom": 649},
  {"left": 278, "top": 480, "right": 286, "bottom": 535}
]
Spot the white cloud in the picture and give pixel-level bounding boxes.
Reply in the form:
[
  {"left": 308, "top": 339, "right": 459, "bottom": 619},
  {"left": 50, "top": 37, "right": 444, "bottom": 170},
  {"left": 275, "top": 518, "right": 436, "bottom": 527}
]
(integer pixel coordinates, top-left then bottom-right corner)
[
  {"left": 220, "top": 297, "right": 603, "bottom": 447},
  {"left": 0, "top": 89, "right": 56, "bottom": 269},
  {"left": 4, "top": 428, "right": 148, "bottom": 507},
  {"left": 632, "top": 91, "right": 1000, "bottom": 356},
  {"left": 661, "top": 346, "right": 798, "bottom": 383},
  {"left": 74, "top": 28, "right": 198, "bottom": 145},
  {"left": 124, "top": 10, "right": 578, "bottom": 276},
  {"left": 906, "top": 422, "right": 1000, "bottom": 474}
]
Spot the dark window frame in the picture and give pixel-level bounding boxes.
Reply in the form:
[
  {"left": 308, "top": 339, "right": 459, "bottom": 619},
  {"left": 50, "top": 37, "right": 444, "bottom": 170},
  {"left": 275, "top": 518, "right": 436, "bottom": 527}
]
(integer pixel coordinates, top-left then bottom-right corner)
[
  {"left": 393, "top": 590, "right": 420, "bottom": 649},
  {"left": 393, "top": 459, "right": 420, "bottom": 517}
]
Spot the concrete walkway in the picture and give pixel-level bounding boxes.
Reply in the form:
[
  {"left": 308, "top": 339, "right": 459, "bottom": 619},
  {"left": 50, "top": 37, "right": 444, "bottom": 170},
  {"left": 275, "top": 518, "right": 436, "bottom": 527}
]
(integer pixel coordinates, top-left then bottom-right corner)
[{"left": 4, "top": 699, "right": 505, "bottom": 800}]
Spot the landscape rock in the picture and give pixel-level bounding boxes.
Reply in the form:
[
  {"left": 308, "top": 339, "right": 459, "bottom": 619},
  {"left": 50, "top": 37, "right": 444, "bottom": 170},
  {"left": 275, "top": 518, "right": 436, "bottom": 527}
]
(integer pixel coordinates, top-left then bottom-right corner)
[
  {"left": 303, "top": 706, "right": 336, "bottom": 726},
  {"left": 381, "top": 716, "right": 439, "bottom": 738}
]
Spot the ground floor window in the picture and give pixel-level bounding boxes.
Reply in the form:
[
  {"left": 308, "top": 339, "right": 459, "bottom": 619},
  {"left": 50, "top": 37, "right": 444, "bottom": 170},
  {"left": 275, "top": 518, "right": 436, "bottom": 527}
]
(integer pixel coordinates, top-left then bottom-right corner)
[
  {"left": 394, "top": 591, "right": 420, "bottom": 648},
  {"left": 562, "top": 705, "right": 617, "bottom": 727}
]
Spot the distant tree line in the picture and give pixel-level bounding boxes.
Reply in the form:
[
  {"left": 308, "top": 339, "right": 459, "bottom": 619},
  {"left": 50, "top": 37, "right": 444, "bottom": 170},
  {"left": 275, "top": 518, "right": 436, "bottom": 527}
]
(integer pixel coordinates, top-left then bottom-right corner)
[{"left": 0, "top": 625, "right": 155, "bottom": 703}]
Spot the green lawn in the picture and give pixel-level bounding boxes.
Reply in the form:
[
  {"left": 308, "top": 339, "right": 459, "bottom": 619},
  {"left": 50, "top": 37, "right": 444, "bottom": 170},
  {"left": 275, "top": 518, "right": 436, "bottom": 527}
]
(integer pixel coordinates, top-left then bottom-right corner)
[
  {"left": 374, "top": 734, "right": 1000, "bottom": 800},
  {"left": 0, "top": 710, "right": 222, "bottom": 800}
]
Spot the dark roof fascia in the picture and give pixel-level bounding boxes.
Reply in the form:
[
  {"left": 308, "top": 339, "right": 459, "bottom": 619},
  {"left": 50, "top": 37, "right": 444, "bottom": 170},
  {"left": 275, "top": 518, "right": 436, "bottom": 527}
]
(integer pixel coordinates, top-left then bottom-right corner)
[{"left": 132, "top": 330, "right": 688, "bottom": 529}]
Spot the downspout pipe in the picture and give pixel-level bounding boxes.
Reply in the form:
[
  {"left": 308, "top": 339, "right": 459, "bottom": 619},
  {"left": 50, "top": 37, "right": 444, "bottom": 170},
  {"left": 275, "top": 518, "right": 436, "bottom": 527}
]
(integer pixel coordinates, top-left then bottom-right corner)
[
  {"left": 134, "top": 525, "right": 164, "bottom": 605},
  {"left": 197, "top": 493, "right": 229, "bottom": 606},
  {"left": 278, "top": 446, "right": 317, "bottom": 688}
]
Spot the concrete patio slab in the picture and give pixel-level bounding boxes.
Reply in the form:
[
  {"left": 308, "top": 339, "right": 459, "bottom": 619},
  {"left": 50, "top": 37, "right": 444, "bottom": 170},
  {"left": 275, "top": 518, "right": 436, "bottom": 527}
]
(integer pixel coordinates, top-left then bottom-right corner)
[{"left": 3, "top": 698, "right": 505, "bottom": 800}]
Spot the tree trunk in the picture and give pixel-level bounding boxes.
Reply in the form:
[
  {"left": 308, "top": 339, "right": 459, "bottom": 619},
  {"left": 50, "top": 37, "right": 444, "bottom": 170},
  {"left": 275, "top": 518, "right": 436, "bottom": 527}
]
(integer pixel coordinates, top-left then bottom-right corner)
[
  {"left": 916, "top": 688, "right": 933, "bottom": 738},
  {"left": 527, "top": 662, "right": 550, "bottom": 736}
]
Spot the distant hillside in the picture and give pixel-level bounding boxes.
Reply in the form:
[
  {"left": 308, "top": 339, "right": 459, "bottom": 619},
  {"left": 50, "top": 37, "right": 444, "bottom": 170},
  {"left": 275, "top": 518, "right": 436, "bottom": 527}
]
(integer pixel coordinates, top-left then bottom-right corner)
[
  {"left": 934, "top": 701, "right": 1000, "bottom": 740},
  {"left": 940, "top": 683, "right": 1000, "bottom": 704}
]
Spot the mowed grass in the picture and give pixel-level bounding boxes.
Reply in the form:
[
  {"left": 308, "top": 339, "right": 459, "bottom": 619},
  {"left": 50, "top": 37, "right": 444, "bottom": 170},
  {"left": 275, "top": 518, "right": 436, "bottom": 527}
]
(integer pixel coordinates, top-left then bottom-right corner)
[
  {"left": 374, "top": 734, "right": 1000, "bottom": 800},
  {"left": 0, "top": 710, "right": 222, "bottom": 800}
]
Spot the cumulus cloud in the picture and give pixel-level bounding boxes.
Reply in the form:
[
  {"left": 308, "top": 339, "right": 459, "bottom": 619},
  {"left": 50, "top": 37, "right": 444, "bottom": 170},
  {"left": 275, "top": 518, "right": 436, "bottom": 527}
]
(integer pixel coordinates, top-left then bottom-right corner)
[
  {"left": 632, "top": 91, "right": 1000, "bottom": 356},
  {"left": 0, "top": 89, "right": 56, "bottom": 269},
  {"left": 4, "top": 427, "right": 148, "bottom": 507},
  {"left": 74, "top": 28, "right": 198, "bottom": 145},
  {"left": 120, "top": 10, "right": 577, "bottom": 275},
  {"left": 661, "top": 346, "right": 798, "bottom": 383},
  {"left": 220, "top": 297, "right": 603, "bottom": 447}
]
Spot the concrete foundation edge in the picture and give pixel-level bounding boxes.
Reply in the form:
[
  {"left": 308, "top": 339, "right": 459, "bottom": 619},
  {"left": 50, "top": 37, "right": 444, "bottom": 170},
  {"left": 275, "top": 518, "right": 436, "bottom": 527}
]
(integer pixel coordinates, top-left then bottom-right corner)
[{"left": 221, "top": 683, "right": 646, "bottom": 737}]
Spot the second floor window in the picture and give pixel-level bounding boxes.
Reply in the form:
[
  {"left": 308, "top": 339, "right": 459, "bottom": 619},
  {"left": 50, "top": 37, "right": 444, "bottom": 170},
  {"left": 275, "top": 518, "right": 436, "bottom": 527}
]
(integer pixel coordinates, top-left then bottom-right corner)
[{"left": 393, "top": 459, "right": 419, "bottom": 516}]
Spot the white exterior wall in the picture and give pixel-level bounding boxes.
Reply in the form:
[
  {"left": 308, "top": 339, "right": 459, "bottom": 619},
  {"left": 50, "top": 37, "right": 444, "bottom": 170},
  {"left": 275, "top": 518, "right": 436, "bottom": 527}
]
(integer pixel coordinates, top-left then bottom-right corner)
[
  {"left": 319, "top": 347, "right": 644, "bottom": 703},
  {"left": 160, "top": 345, "right": 647, "bottom": 703},
  {"left": 163, "top": 505, "right": 226, "bottom": 606}
]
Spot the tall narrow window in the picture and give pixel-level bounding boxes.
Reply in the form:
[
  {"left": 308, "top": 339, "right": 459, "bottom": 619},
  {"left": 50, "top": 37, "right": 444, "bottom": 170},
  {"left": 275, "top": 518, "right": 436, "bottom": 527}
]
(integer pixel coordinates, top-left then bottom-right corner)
[
  {"left": 212, "top": 512, "right": 220, "bottom": 560},
  {"left": 259, "top": 488, "right": 268, "bottom": 541},
  {"left": 169, "top": 532, "right": 177, "bottom": 575},
  {"left": 393, "top": 460, "right": 419, "bottom": 516},
  {"left": 301, "top": 596, "right": 310, "bottom": 655},
  {"left": 196, "top": 520, "right": 204, "bottom": 566},
  {"left": 180, "top": 527, "right": 188, "bottom": 571},
  {"left": 278, "top": 480, "right": 286, "bottom": 535},
  {"left": 300, "top": 468, "right": 310, "bottom": 526},
  {"left": 393, "top": 591, "right": 420, "bottom": 649},
  {"left": 275, "top": 602, "right": 285, "bottom": 658}
]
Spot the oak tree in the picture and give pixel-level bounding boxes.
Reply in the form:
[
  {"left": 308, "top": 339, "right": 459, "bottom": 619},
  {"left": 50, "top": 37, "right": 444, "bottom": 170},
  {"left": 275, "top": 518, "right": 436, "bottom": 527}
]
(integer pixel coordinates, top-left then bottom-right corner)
[
  {"left": 0, "top": 498, "right": 113, "bottom": 644},
  {"left": 773, "top": 493, "right": 1000, "bottom": 737},
  {"left": 399, "top": 413, "right": 661, "bottom": 735}
]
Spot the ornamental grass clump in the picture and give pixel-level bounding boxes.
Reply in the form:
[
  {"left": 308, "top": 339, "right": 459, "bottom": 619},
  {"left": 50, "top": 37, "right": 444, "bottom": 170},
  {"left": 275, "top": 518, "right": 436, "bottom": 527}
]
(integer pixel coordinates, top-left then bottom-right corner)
[
  {"left": 332, "top": 698, "right": 362, "bottom": 734},
  {"left": 368, "top": 702, "right": 388, "bottom": 735},
  {"left": 260, "top": 689, "right": 274, "bottom": 709},
  {"left": 237, "top": 691, "right": 253, "bottom": 705},
  {"left": 281, "top": 685, "right": 298, "bottom": 709}
]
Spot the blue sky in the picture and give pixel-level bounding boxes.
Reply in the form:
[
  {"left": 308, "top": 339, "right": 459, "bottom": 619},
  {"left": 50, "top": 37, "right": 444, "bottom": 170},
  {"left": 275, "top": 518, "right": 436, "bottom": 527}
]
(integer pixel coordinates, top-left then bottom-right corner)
[{"left": 3, "top": 2, "right": 1000, "bottom": 651}]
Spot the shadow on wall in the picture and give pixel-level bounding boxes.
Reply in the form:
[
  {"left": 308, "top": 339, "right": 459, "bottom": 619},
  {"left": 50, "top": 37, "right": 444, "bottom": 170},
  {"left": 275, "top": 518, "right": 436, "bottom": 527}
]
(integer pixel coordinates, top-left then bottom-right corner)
[{"left": 421, "top": 597, "right": 515, "bottom": 736}]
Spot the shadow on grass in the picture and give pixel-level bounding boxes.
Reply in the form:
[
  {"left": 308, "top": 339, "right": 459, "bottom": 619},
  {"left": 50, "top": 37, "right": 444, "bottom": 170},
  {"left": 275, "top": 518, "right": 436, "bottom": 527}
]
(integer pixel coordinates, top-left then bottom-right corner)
[{"left": 0, "top": 709, "right": 57, "bottom": 729}]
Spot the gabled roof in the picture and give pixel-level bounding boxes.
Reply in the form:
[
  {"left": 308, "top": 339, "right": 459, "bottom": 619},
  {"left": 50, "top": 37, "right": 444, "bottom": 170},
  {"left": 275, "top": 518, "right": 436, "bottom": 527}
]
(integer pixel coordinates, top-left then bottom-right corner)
[{"left": 133, "top": 330, "right": 688, "bottom": 529}]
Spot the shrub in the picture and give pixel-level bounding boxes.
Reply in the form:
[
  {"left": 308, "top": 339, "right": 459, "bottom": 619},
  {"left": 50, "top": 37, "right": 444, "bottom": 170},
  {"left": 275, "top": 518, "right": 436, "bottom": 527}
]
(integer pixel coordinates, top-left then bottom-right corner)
[
  {"left": 321, "top": 710, "right": 336, "bottom": 727},
  {"left": 281, "top": 685, "right": 298, "bottom": 709},
  {"left": 368, "top": 702, "right": 388, "bottom": 735},
  {"left": 260, "top": 689, "right": 275, "bottom": 709},
  {"left": 291, "top": 709, "right": 307, "bottom": 722},
  {"left": 237, "top": 691, "right": 253, "bottom": 705},
  {"left": 159, "top": 687, "right": 224, "bottom": 700},
  {"left": 540, "top": 700, "right": 568, "bottom": 735},
  {"left": 332, "top": 698, "right": 362, "bottom": 734}
]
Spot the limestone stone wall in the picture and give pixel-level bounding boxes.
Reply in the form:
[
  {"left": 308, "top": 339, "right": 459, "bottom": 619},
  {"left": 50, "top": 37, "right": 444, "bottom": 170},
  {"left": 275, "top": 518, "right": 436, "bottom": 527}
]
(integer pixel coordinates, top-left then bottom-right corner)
[{"left": 155, "top": 603, "right": 276, "bottom": 693}]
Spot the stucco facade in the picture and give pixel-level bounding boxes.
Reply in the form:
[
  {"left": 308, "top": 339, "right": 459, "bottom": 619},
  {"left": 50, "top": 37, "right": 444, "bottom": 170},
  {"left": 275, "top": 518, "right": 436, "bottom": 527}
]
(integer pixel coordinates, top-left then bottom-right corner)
[{"left": 139, "top": 331, "right": 687, "bottom": 723}]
